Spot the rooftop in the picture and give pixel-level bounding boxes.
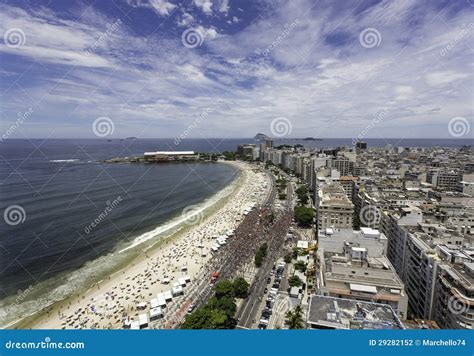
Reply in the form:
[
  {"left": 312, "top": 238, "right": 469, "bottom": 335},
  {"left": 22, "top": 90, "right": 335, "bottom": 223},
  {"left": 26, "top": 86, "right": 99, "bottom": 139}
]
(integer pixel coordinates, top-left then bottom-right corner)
[{"left": 307, "top": 295, "right": 404, "bottom": 330}]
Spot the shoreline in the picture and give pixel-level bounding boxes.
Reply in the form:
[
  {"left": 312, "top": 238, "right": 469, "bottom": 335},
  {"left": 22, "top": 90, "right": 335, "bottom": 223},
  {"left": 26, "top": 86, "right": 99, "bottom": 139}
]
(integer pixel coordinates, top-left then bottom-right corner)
[{"left": 10, "top": 161, "right": 269, "bottom": 329}]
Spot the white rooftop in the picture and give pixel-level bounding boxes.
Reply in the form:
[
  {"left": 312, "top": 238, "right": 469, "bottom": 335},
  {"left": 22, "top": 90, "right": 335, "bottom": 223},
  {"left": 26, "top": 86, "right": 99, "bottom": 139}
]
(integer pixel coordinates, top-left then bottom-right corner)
[{"left": 144, "top": 151, "right": 195, "bottom": 156}]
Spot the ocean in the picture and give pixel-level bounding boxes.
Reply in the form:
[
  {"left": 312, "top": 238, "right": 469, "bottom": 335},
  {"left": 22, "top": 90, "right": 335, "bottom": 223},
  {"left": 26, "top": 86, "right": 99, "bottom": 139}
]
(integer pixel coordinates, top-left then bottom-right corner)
[{"left": 0, "top": 137, "right": 470, "bottom": 327}]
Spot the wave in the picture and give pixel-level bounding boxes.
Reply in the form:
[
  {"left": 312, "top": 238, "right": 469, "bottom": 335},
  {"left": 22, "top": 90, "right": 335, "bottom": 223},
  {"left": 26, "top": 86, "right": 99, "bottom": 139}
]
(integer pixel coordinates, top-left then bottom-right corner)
[
  {"left": 118, "top": 177, "right": 238, "bottom": 253},
  {"left": 0, "top": 167, "right": 241, "bottom": 329},
  {"left": 49, "top": 159, "right": 80, "bottom": 163}
]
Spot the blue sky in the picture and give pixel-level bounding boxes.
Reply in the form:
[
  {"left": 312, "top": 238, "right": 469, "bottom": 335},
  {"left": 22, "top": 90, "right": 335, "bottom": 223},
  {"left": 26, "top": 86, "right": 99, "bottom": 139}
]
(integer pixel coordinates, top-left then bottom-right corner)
[{"left": 0, "top": 0, "right": 473, "bottom": 139}]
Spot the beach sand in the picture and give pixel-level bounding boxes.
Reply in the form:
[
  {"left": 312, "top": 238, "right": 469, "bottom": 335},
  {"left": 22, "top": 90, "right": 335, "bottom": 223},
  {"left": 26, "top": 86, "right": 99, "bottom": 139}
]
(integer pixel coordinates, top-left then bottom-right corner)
[{"left": 16, "top": 161, "right": 271, "bottom": 329}]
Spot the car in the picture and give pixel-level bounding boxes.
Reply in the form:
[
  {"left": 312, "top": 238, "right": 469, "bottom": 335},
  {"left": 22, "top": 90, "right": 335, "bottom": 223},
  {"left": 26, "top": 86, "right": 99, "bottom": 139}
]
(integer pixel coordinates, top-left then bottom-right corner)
[
  {"left": 187, "top": 304, "right": 196, "bottom": 314},
  {"left": 263, "top": 307, "right": 273, "bottom": 315},
  {"left": 261, "top": 310, "right": 271, "bottom": 319},
  {"left": 264, "top": 288, "right": 268, "bottom": 294},
  {"left": 272, "top": 283, "right": 279, "bottom": 289},
  {"left": 267, "top": 277, "right": 272, "bottom": 284},
  {"left": 258, "top": 323, "right": 267, "bottom": 330}
]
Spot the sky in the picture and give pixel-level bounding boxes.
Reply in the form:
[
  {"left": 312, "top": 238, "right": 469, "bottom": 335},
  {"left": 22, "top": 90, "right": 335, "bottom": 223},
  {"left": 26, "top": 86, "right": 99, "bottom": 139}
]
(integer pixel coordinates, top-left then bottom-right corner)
[{"left": 0, "top": 0, "right": 473, "bottom": 140}]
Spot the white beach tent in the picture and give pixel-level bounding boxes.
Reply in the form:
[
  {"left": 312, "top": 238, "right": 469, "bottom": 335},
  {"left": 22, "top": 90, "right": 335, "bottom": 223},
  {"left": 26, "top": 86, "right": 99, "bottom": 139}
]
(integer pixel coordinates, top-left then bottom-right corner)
[
  {"left": 156, "top": 293, "right": 167, "bottom": 307},
  {"left": 150, "top": 298, "right": 159, "bottom": 309},
  {"left": 138, "top": 313, "right": 149, "bottom": 329},
  {"left": 149, "top": 307, "right": 163, "bottom": 321},
  {"left": 172, "top": 285, "right": 184, "bottom": 297},
  {"left": 130, "top": 321, "right": 140, "bottom": 330},
  {"left": 163, "top": 290, "right": 173, "bottom": 301},
  {"left": 178, "top": 278, "right": 187, "bottom": 287},
  {"left": 184, "top": 275, "right": 191, "bottom": 283}
]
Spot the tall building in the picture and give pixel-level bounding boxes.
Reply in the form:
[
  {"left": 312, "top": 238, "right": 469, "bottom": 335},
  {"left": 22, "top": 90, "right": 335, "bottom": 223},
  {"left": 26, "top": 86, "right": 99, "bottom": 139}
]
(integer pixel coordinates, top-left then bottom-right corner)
[
  {"left": 317, "top": 182, "right": 354, "bottom": 230},
  {"left": 317, "top": 227, "right": 408, "bottom": 319}
]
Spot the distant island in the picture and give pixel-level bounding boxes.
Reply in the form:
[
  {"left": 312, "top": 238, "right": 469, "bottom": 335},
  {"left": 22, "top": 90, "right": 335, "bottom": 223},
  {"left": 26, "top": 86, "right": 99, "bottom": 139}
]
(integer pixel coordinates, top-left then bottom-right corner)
[{"left": 254, "top": 133, "right": 322, "bottom": 141}]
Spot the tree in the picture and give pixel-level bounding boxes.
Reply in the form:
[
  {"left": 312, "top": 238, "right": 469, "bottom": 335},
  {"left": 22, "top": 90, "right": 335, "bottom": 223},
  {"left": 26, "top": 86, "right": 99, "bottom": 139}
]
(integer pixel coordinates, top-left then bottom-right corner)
[
  {"left": 284, "top": 253, "right": 292, "bottom": 264},
  {"left": 294, "top": 260, "right": 307, "bottom": 273},
  {"left": 208, "top": 296, "right": 236, "bottom": 317},
  {"left": 294, "top": 206, "right": 314, "bottom": 227},
  {"left": 233, "top": 277, "right": 250, "bottom": 299},
  {"left": 288, "top": 275, "right": 303, "bottom": 288},
  {"left": 214, "top": 280, "right": 234, "bottom": 299},
  {"left": 285, "top": 305, "right": 305, "bottom": 329},
  {"left": 299, "top": 194, "right": 309, "bottom": 205}
]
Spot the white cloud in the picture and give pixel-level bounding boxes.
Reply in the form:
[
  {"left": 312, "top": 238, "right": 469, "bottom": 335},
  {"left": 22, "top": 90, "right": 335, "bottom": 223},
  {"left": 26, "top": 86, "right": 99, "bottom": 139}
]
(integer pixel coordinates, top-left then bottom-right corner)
[
  {"left": 1, "top": 0, "right": 472, "bottom": 139},
  {"left": 425, "top": 70, "right": 470, "bottom": 87},
  {"left": 194, "top": 0, "right": 213, "bottom": 15},
  {"left": 148, "top": 0, "right": 176, "bottom": 16}
]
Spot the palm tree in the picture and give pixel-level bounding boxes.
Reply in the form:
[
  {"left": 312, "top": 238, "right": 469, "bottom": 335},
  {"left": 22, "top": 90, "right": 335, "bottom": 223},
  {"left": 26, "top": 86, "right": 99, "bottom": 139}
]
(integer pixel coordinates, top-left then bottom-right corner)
[{"left": 285, "top": 305, "right": 305, "bottom": 329}]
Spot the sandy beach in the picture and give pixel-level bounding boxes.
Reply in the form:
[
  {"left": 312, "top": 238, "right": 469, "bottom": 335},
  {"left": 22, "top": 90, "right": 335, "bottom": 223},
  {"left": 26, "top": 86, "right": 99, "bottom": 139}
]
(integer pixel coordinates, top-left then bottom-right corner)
[{"left": 16, "top": 161, "right": 271, "bottom": 329}]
